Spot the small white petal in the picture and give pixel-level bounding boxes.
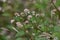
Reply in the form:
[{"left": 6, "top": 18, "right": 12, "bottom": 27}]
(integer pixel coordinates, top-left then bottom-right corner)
[
  {"left": 0, "top": 7, "right": 2, "bottom": 11},
  {"left": 53, "top": 37, "right": 59, "bottom": 40},
  {"left": 58, "top": 7, "right": 60, "bottom": 11},
  {"left": 24, "top": 8, "right": 30, "bottom": 14},
  {"left": 14, "top": 12, "right": 20, "bottom": 16},
  {"left": 27, "top": 15, "right": 32, "bottom": 20},
  {"left": 32, "top": 33, "right": 35, "bottom": 36},
  {"left": 36, "top": 14, "right": 40, "bottom": 17},
  {"left": 10, "top": 19, "right": 15, "bottom": 23},
  {"left": 2, "top": 0, "right": 6, "bottom": 2},
  {"left": 16, "top": 22, "right": 23, "bottom": 28},
  {"left": 26, "top": 30, "right": 29, "bottom": 33},
  {"left": 24, "top": 20, "right": 29, "bottom": 24},
  {"left": 32, "top": 11, "right": 35, "bottom": 15}
]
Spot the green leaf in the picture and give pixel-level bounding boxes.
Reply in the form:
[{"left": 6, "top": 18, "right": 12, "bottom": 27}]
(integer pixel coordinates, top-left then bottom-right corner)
[
  {"left": 35, "top": 36, "right": 47, "bottom": 40},
  {"left": 29, "top": 16, "right": 36, "bottom": 22},
  {"left": 16, "top": 38, "right": 23, "bottom": 40},
  {"left": 16, "top": 30, "right": 25, "bottom": 37},
  {"left": 14, "top": 16, "right": 23, "bottom": 22},
  {"left": 0, "top": 35, "right": 6, "bottom": 40},
  {"left": 34, "top": 3, "right": 41, "bottom": 9},
  {"left": 54, "top": 26, "right": 60, "bottom": 32},
  {"left": 24, "top": 24, "right": 32, "bottom": 29},
  {"left": 40, "top": 25, "right": 50, "bottom": 32},
  {"left": 2, "top": 13, "right": 10, "bottom": 17},
  {"left": 56, "top": 0, "right": 60, "bottom": 6},
  {"left": 52, "top": 32, "right": 60, "bottom": 40}
]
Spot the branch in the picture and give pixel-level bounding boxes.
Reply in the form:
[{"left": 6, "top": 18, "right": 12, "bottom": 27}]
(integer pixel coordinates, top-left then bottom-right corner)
[{"left": 51, "top": 0, "right": 60, "bottom": 13}]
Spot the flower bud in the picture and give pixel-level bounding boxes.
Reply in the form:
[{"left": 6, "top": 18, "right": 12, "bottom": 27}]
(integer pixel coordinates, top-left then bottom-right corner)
[{"left": 16, "top": 22, "right": 23, "bottom": 28}]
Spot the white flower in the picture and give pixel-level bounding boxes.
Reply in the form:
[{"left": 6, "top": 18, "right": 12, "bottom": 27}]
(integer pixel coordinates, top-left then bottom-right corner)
[
  {"left": 32, "top": 11, "right": 35, "bottom": 14},
  {"left": 51, "top": 10, "right": 55, "bottom": 15},
  {"left": 27, "top": 15, "right": 32, "bottom": 20},
  {"left": 51, "top": 9, "right": 56, "bottom": 15},
  {"left": 10, "top": 19, "right": 15, "bottom": 23},
  {"left": 26, "top": 30, "right": 29, "bottom": 33},
  {"left": 16, "top": 22, "right": 23, "bottom": 28},
  {"left": 14, "top": 12, "right": 20, "bottom": 16},
  {"left": 0, "top": 7, "right": 2, "bottom": 11},
  {"left": 32, "top": 11, "right": 35, "bottom": 15},
  {"left": 24, "top": 8, "right": 30, "bottom": 14},
  {"left": 40, "top": 13, "right": 45, "bottom": 17},
  {"left": 53, "top": 37, "right": 59, "bottom": 40},
  {"left": 58, "top": 7, "right": 60, "bottom": 11},
  {"left": 2, "top": 0, "right": 6, "bottom": 2},
  {"left": 20, "top": 12, "right": 25, "bottom": 17},
  {"left": 32, "top": 33, "right": 35, "bottom": 36},
  {"left": 24, "top": 20, "right": 29, "bottom": 24},
  {"left": 52, "top": 9, "right": 56, "bottom": 12},
  {"left": 36, "top": 14, "right": 40, "bottom": 17}
]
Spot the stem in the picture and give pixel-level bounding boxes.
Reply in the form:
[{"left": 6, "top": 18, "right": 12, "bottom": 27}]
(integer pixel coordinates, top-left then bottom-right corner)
[{"left": 51, "top": 0, "right": 60, "bottom": 13}]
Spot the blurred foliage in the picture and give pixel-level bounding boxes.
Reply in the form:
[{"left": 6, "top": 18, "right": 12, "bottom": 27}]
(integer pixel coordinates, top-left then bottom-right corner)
[{"left": 0, "top": 0, "right": 60, "bottom": 40}]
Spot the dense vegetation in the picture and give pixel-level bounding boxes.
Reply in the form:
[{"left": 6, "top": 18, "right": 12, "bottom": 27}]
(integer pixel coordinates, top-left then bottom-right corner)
[{"left": 0, "top": 0, "right": 60, "bottom": 40}]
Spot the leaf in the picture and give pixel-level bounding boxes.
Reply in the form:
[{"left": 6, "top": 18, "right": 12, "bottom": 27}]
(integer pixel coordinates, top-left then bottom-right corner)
[
  {"left": 35, "top": 36, "right": 47, "bottom": 40},
  {"left": 34, "top": 3, "right": 41, "bottom": 9},
  {"left": 16, "top": 30, "right": 25, "bottom": 37},
  {"left": 16, "top": 38, "right": 23, "bottom": 40},
  {"left": 52, "top": 32, "right": 60, "bottom": 40},
  {"left": 29, "top": 16, "right": 36, "bottom": 22},
  {"left": 14, "top": 16, "right": 23, "bottom": 22},
  {"left": 0, "top": 35, "right": 6, "bottom": 40},
  {"left": 56, "top": 0, "right": 60, "bottom": 6},
  {"left": 40, "top": 25, "right": 50, "bottom": 32},
  {"left": 54, "top": 26, "right": 60, "bottom": 32},
  {"left": 24, "top": 24, "right": 32, "bottom": 29},
  {"left": 2, "top": 13, "right": 10, "bottom": 17}
]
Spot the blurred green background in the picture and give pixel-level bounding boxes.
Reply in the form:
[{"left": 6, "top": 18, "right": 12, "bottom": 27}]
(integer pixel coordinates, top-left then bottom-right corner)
[{"left": 0, "top": 0, "right": 60, "bottom": 40}]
